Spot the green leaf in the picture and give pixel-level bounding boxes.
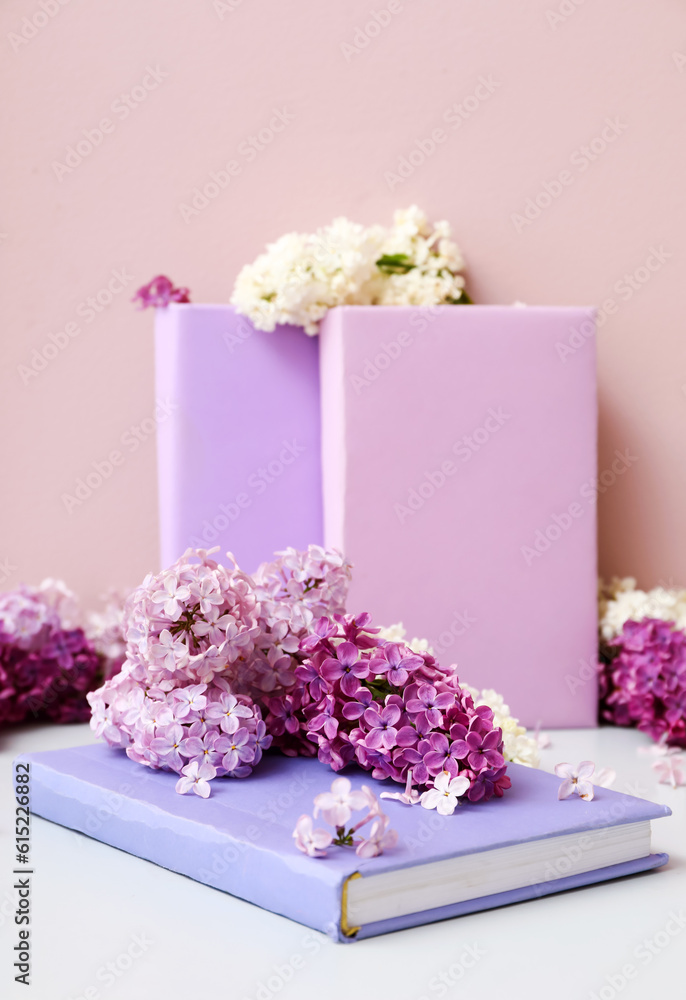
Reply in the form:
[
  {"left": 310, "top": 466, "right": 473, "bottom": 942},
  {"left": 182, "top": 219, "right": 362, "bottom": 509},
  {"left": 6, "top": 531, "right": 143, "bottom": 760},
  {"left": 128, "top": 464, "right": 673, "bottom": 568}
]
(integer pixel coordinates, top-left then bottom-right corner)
[
  {"left": 446, "top": 289, "right": 473, "bottom": 305},
  {"left": 376, "top": 253, "right": 416, "bottom": 275}
]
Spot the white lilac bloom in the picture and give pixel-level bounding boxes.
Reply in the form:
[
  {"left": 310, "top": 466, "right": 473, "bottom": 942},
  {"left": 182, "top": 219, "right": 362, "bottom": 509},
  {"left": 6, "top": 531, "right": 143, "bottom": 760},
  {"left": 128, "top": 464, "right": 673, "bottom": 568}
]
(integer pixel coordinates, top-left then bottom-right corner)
[
  {"left": 462, "top": 683, "right": 541, "bottom": 768},
  {"left": 420, "top": 771, "right": 470, "bottom": 816},
  {"left": 231, "top": 219, "right": 383, "bottom": 334},
  {"left": 376, "top": 621, "right": 434, "bottom": 655},
  {"left": 599, "top": 577, "right": 686, "bottom": 640},
  {"left": 231, "top": 207, "right": 468, "bottom": 334}
]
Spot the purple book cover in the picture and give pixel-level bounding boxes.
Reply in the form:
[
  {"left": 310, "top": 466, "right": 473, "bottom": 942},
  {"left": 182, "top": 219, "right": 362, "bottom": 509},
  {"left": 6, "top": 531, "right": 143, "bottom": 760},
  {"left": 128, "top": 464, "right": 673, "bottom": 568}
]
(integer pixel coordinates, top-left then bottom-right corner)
[
  {"left": 18, "top": 746, "right": 669, "bottom": 942},
  {"left": 155, "top": 304, "right": 323, "bottom": 571},
  {"left": 319, "top": 305, "right": 598, "bottom": 729}
]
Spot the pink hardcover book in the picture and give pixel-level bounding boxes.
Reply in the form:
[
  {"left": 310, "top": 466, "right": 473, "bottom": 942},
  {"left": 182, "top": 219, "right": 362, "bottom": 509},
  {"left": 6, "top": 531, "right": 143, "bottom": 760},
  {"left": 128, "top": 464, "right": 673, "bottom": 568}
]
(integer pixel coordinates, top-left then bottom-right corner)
[{"left": 319, "top": 305, "right": 598, "bottom": 728}]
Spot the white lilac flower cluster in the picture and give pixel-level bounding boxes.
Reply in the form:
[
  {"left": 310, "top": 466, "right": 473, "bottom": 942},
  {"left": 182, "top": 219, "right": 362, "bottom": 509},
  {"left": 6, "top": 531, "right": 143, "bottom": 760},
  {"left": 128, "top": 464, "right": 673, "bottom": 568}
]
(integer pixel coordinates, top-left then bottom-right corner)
[
  {"left": 87, "top": 546, "right": 351, "bottom": 788},
  {"left": 376, "top": 623, "right": 541, "bottom": 768},
  {"left": 231, "top": 206, "right": 468, "bottom": 335},
  {"left": 599, "top": 577, "right": 686, "bottom": 640}
]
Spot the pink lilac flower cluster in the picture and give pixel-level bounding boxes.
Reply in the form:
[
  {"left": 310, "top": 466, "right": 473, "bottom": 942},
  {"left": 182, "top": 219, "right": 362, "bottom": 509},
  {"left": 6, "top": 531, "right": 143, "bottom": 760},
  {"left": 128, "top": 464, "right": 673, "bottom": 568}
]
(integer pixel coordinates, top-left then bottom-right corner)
[
  {"left": 293, "top": 777, "right": 398, "bottom": 859},
  {"left": 87, "top": 546, "right": 351, "bottom": 792},
  {"left": 265, "top": 613, "right": 510, "bottom": 803},
  {"left": 132, "top": 275, "right": 190, "bottom": 309},
  {"left": 0, "top": 584, "right": 102, "bottom": 726},
  {"left": 599, "top": 618, "right": 686, "bottom": 748}
]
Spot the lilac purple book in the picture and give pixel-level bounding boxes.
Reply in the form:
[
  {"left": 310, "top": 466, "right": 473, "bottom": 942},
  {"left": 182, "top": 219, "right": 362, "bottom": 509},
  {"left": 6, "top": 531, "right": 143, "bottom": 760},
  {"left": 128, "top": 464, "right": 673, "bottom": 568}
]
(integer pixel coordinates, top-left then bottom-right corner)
[
  {"left": 155, "top": 305, "right": 323, "bottom": 570},
  {"left": 19, "top": 746, "right": 669, "bottom": 942},
  {"left": 319, "top": 305, "right": 598, "bottom": 729}
]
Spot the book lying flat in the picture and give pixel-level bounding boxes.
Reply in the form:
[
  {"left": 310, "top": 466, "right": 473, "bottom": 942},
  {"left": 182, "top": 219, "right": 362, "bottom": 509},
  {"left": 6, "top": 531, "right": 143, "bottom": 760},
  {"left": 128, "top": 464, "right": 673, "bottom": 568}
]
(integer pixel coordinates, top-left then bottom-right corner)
[{"left": 19, "top": 745, "right": 670, "bottom": 942}]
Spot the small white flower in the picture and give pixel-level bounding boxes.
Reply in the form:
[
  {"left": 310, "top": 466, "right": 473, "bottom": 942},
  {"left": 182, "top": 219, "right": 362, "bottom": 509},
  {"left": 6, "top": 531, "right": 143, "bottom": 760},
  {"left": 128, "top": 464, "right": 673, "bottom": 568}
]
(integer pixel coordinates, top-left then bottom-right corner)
[{"left": 420, "top": 770, "right": 470, "bottom": 816}]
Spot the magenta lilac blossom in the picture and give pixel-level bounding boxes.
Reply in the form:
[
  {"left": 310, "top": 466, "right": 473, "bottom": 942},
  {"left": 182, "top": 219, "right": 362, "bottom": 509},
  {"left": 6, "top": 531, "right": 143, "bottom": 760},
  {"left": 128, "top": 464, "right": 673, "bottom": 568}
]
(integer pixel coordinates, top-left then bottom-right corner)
[
  {"left": 132, "top": 275, "right": 191, "bottom": 309},
  {"left": 0, "top": 584, "right": 103, "bottom": 726},
  {"left": 599, "top": 618, "right": 686, "bottom": 748},
  {"left": 265, "top": 612, "right": 508, "bottom": 804}
]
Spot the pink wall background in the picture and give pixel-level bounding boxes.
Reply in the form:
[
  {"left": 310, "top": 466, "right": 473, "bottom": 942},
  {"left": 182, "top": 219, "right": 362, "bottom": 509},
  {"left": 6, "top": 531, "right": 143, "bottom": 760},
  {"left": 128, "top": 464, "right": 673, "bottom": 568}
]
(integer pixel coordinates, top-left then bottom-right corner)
[{"left": 2, "top": 0, "right": 685, "bottom": 607}]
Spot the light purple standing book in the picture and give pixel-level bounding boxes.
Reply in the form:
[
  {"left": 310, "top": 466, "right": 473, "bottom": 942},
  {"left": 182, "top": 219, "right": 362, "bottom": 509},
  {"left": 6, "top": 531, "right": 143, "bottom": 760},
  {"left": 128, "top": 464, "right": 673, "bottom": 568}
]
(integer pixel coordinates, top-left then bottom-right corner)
[
  {"left": 319, "top": 305, "right": 598, "bottom": 728},
  {"left": 19, "top": 746, "right": 669, "bottom": 942},
  {"left": 155, "top": 305, "right": 323, "bottom": 571}
]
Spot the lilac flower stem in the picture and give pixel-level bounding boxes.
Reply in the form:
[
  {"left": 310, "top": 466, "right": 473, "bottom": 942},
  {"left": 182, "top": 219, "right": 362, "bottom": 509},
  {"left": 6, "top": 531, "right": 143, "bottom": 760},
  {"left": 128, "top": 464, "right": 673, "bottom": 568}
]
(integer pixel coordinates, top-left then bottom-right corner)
[{"left": 350, "top": 811, "right": 375, "bottom": 834}]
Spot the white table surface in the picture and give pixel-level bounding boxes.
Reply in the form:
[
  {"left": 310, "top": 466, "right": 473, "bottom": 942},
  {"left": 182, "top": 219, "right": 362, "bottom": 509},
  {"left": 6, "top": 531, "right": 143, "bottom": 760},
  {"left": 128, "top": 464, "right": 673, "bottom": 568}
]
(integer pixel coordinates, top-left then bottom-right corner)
[{"left": 1, "top": 722, "right": 684, "bottom": 1000}]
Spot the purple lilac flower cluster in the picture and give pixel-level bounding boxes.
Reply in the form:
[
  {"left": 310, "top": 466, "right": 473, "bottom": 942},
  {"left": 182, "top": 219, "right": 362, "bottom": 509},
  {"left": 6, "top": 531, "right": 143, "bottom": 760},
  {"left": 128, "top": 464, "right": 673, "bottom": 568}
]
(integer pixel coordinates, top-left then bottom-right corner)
[
  {"left": 0, "top": 583, "right": 101, "bottom": 726},
  {"left": 599, "top": 617, "right": 686, "bottom": 748},
  {"left": 87, "top": 546, "right": 351, "bottom": 786},
  {"left": 265, "top": 613, "right": 510, "bottom": 803}
]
